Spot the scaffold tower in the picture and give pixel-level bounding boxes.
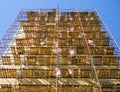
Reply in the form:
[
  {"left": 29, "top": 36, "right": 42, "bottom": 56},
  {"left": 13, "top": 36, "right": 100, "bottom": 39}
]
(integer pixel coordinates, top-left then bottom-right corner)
[{"left": 0, "top": 8, "right": 120, "bottom": 92}]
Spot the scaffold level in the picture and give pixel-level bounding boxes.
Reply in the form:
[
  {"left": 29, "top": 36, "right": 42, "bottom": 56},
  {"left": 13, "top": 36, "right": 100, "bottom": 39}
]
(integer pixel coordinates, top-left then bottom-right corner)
[{"left": 0, "top": 8, "right": 120, "bottom": 92}]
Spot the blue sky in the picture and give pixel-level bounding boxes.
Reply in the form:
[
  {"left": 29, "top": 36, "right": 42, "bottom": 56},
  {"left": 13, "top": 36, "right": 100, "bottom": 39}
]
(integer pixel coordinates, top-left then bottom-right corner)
[{"left": 0, "top": 0, "right": 120, "bottom": 47}]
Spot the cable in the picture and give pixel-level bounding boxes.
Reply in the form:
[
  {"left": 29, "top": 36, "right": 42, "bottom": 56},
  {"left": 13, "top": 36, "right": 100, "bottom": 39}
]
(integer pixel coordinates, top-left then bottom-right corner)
[
  {"left": 69, "top": 0, "right": 72, "bottom": 9},
  {"left": 80, "top": 0, "right": 84, "bottom": 10}
]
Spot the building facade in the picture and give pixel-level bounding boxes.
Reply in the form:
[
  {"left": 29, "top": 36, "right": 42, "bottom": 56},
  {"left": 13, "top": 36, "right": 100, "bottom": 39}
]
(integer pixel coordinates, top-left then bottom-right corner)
[{"left": 0, "top": 8, "right": 120, "bottom": 92}]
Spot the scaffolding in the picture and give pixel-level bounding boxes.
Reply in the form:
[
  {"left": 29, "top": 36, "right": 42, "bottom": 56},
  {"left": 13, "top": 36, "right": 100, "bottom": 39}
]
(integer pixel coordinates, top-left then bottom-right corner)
[{"left": 0, "top": 8, "right": 120, "bottom": 92}]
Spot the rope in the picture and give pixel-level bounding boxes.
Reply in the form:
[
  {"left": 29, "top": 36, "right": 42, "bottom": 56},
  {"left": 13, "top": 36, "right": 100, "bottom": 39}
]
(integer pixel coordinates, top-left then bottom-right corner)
[{"left": 76, "top": 10, "right": 102, "bottom": 92}]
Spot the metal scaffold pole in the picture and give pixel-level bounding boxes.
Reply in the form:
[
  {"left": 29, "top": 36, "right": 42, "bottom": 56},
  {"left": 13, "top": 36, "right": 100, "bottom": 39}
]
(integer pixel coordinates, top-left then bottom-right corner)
[{"left": 56, "top": 6, "right": 59, "bottom": 92}]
